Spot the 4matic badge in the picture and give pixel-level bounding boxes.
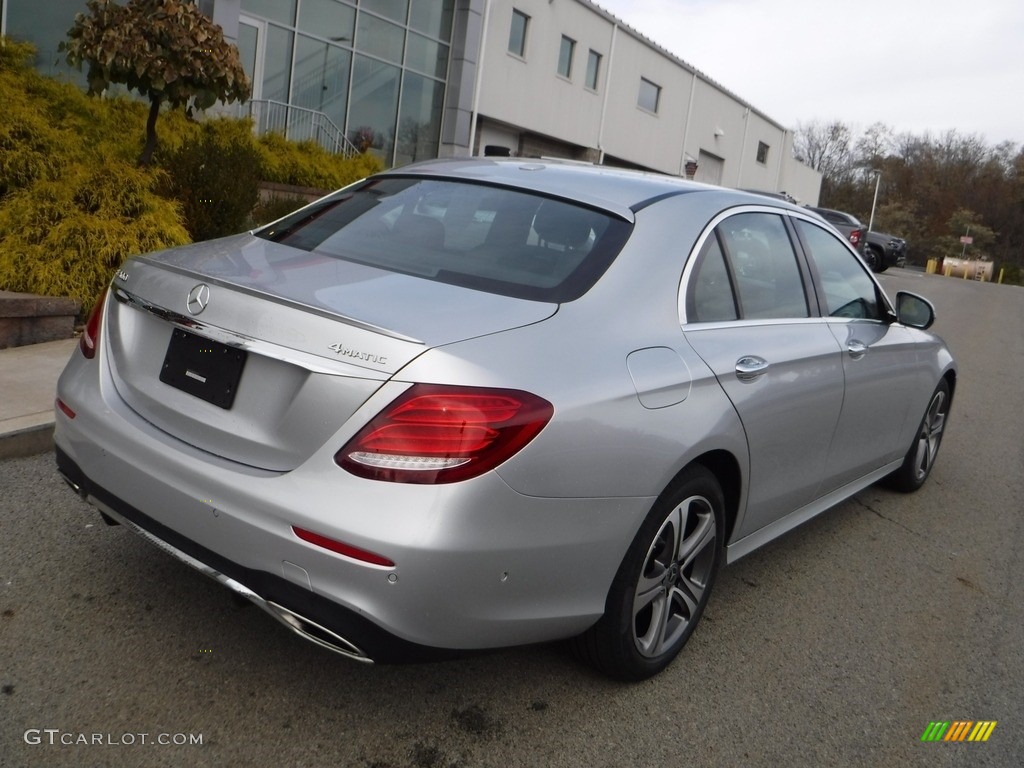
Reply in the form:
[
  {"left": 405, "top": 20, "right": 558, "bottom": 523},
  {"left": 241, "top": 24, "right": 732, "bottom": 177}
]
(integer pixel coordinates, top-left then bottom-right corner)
[{"left": 328, "top": 342, "right": 388, "bottom": 366}]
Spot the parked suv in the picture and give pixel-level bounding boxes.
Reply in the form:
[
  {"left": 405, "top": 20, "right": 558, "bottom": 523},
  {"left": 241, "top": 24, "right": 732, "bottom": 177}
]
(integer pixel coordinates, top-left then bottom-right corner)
[
  {"left": 864, "top": 230, "right": 907, "bottom": 272},
  {"left": 806, "top": 206, "right": 868, "bottom": 262}
]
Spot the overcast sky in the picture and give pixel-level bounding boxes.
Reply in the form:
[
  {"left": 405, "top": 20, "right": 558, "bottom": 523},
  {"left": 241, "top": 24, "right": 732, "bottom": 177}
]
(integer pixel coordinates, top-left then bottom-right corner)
[{"left": 593, "top": 0, "right": 1024, "bottom": 147}]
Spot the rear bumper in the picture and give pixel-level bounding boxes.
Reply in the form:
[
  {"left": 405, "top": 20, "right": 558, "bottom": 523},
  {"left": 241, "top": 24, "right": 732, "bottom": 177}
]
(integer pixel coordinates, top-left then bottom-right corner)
[
  {"left": 56, "top": 446, "right": 456, "bottom": 663},
  {"left": 53, "top": 345, "right": 651, "bottom": 658}
]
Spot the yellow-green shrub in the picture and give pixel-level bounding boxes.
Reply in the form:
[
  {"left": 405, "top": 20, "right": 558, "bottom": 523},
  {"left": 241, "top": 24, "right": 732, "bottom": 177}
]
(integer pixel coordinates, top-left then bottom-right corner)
[
  {"left": 0, "top": 164, "right": 189, "bottom": 315},
  {"left": 0, "top": 40, "right": 189, "bottom": 312},
  {"left": 256, "top": 132, "right": 384, "bottom": 191},
  {"left": 0, "top": 37, "right": 383, "bottom": 313}
]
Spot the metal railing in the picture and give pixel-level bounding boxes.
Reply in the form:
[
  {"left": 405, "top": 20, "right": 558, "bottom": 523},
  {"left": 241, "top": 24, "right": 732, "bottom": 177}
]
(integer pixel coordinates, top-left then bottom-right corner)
[{"left": 247, "top": 99, "right": 359, "bottom": 158}]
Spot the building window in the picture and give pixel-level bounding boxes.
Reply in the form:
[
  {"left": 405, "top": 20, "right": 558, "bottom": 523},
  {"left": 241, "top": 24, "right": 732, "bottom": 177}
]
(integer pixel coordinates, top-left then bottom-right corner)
[
  {"left": 638, "top": 77, "right": 661, "bottom": 113},
  {"left": 557, "top": 35, "right": 575, "bottom": 78},
  {"left": 585, "top": 49, "right": 601, "bottom": 90},
  {"left": 508, "top": 9, "right": 528, "bottom": 57},
  {"left": 756, "top": 141, "right": 770, "bottom": 164}
]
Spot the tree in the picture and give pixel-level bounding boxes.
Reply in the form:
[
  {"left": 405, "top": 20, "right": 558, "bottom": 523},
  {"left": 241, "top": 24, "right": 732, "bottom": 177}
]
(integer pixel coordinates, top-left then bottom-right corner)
[
  {"left": 794, "top": 120, "right": 855, "bottom": 177},
  {"left": 62, "top": 0, "right": 250, "bottom": 166},
  {"left": 945, "top": 208, "right": 996, "bottom": 259}
]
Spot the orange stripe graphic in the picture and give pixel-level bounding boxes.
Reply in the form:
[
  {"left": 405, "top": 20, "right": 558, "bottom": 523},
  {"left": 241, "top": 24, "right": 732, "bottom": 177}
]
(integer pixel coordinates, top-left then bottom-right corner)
[{"left": 944, "top": 721, "right": 972, "bottom": 741}]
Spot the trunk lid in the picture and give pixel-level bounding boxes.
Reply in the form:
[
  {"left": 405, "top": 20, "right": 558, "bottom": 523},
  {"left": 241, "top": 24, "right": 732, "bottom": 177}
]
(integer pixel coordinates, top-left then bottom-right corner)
[{"left": 105, "top": 235, "right": 555, "bottom": 471}]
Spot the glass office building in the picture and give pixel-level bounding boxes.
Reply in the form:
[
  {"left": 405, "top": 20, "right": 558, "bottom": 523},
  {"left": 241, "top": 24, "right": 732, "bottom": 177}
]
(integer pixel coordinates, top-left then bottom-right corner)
[
  {"left": 1, "top": 0, "right": 458, "bottom": 167},
  {"left": 235, "top": 0, "right": 454, "bottom": 166}
]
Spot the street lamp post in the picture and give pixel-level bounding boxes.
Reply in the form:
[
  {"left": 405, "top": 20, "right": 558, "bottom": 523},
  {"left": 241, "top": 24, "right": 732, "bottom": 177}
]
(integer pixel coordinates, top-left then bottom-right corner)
[{"left": 868, "top": 170, "right": 881, "bottom": 232}]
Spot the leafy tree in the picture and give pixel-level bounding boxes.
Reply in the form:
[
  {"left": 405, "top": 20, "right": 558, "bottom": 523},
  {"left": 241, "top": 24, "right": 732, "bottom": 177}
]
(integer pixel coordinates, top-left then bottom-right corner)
[
  {"left": 796, "top": 119, "right": 1022, "bottom": 268},
  {"left": 945, "top": 208, "right": 996, "bottom": 259},
  {"left": 61, "top": 0, "right": 250, "bottom": 166}
]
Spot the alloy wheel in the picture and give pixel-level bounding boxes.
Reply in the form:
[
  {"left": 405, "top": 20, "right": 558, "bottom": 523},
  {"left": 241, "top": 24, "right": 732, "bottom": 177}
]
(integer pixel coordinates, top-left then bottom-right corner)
[{"left": 632, "top": 495, "right": 717, "bottom": 658}]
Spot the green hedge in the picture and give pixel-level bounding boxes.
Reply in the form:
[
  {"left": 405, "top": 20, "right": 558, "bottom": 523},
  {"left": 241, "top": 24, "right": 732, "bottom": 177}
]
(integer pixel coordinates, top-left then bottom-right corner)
[
  {"left": 0, "top": 38, "right": 384, "bottom": 314},
  {"left": 0, "top": 39, "right": 189, "bottom": 313}
]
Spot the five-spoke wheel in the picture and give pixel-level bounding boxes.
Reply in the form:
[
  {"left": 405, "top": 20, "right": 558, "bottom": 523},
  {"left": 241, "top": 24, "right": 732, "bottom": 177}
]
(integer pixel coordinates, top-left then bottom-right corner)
[
  {"left": 573, "top": 465, "right": 724, "bottom": 680},
  {"left": 886, "top": 379, "right": 950, "bottom": 492}
]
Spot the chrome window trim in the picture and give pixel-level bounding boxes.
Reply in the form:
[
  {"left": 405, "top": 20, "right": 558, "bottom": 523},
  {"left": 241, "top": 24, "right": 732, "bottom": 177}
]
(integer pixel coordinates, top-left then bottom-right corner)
[{"left": 678, "top": 205, "right": 895, "bottom": 327}]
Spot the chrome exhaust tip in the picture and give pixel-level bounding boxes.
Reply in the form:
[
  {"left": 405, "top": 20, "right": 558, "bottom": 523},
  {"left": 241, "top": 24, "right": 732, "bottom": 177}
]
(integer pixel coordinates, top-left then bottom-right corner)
[{"left": 88, "top": 496, "right": 373, "bottom": 663}]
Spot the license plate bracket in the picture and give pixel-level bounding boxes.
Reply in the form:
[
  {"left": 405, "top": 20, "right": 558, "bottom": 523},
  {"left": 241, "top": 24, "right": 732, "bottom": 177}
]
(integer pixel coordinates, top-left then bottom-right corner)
[{"left": 159, "top": 328, "right": 247, "bottom": 409}]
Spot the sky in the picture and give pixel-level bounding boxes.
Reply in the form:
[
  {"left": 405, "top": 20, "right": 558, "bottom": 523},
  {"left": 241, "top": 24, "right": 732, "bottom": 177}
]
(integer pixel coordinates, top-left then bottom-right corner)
[{"left": 593, "top": 0, "right": 1024, "bottom": 147}]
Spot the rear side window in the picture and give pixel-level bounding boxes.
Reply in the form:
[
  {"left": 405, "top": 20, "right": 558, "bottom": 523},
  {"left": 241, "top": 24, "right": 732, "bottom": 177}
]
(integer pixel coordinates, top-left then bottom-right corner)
[
  {"left": 688, "top": 235, "right": 738, "bottom": 322},
  {"left": 258, "top": 177, "right": 631, "bottom": 302},
  {"left": 687, "top": 212, "right": 809, "bottom": 322}
]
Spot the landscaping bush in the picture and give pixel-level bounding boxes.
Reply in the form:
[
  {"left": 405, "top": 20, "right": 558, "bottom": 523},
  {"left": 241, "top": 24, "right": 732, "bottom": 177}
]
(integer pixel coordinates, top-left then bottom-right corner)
[
  {"left": 0, "top": 37, "right": 384, "bottom": 314},
  {"left": 158, "top": 118, "right": 262, "bottom": 241},
  {"left": 0, "top": 39, "right": 189, "bottom": 313},
  {"left": 256, "top": 132, "right": 383, "bottom": 191}
]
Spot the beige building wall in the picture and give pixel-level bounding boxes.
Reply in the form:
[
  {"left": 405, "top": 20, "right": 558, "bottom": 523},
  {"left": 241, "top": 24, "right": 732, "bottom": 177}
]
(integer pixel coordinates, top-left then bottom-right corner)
[{"left": 471, "top": 0, "right": 821, "bottom": 203}]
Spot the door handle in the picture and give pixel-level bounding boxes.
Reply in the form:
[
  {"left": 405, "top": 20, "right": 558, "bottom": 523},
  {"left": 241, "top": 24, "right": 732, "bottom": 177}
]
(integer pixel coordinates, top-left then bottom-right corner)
[
  {"left": 735, "top": 356, "right": 770, "bottom": 381},
  {"left": 847, "top": 340, "right": 868, "bottom": 360}
]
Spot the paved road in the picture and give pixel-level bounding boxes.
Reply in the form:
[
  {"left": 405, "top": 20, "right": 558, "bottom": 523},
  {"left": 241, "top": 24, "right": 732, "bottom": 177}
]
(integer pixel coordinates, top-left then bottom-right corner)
[{"left": 1, "top": 271, "right": 1021, "bottom": 767}]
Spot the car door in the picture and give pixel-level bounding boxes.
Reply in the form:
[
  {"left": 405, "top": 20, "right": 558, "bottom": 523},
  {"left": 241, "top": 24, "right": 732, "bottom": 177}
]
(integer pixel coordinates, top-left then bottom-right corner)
[
  {"left": 793, "top": 218, "right": 921, "bottom": 490},
  {"left": 681, "top": 210, "right": 846, "bottom": 537}
]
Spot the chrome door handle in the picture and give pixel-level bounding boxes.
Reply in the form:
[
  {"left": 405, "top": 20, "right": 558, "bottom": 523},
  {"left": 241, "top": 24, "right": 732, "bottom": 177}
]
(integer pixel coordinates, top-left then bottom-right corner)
[
  {"left": 847, "top": 341, "right": 868, "bottom": 360},
  {"left": 735, "top": 356, "right": 770, "bottom": 381}
]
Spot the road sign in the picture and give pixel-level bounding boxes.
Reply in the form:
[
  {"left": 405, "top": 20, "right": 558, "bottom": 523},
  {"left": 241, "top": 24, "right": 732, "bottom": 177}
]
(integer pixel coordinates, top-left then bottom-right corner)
[{"left": 960, "top": 236, "right": 974, "bottom": 244}]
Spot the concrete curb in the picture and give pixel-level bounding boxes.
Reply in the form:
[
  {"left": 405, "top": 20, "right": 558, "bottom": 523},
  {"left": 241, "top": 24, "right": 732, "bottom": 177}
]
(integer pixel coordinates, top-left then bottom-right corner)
[{"left": 0, "top": 423, "right": 54, "bottom": 459}]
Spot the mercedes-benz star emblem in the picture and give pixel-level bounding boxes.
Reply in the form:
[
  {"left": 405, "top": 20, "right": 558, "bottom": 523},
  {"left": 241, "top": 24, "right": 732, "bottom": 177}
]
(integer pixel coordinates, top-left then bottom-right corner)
[{"left": 186, "top": 283, "right": 210, "bottom": 316}]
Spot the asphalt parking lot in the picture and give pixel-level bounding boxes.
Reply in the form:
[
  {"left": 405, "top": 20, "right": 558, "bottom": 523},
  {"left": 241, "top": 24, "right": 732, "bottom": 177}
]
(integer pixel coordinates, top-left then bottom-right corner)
[{"left": 1, "top": 270, "right": 1021, "bottom": 767}]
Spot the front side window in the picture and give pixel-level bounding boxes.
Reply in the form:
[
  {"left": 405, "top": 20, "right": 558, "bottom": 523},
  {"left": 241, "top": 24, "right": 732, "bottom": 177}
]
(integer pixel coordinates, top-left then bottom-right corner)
[
  {"left": 508, "top": 9, "right": 529, "bottom": 56},
  {"left": 638, "top": 77, "right": 661, "bottom": 113},
  {"left": 259, "top": 178, "right": 631, "bottom": 302},
  {"left": 558, "top": 35, "right": 575, "bottom": 78},
  {"left": 585, "top": 49, "right": 602, "bottom": 90},
  {"left": 796, "top": 220, "right": 884, "bottom": 320}
]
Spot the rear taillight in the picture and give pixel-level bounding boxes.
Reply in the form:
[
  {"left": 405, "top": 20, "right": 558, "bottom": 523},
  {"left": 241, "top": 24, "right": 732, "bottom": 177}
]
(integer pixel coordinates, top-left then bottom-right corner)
[
  {"left": 79, "top": 288, "right": 107, "bottom": 360},
  {"left": 336, "top": 384, "right": 554, "bottom": 484},
  {"left": 849, "top": 230, "right": 862, "bottom": 248}
]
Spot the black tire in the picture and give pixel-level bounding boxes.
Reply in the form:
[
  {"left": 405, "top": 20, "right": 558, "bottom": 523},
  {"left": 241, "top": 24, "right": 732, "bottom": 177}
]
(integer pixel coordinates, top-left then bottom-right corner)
[
  {"left": 572, "top": 465, "right": 724, "bottom": 681},
  {"left": 885, "top": 379, "right": 950, "bottom": 493},
  {"left": 865, "top": 245, "right": 883, "bottom": 272}
]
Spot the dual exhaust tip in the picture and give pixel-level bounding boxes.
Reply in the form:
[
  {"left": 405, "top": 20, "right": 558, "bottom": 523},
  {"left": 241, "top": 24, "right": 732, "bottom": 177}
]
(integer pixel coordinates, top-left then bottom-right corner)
[{"left": 58, "top": 468, "right": 372, "bottom": 663}]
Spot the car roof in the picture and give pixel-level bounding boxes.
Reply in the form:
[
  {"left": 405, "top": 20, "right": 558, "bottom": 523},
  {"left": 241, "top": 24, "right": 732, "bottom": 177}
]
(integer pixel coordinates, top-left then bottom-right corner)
[{"left": 384, "top": 158, "right": 795, "bottom": 223}]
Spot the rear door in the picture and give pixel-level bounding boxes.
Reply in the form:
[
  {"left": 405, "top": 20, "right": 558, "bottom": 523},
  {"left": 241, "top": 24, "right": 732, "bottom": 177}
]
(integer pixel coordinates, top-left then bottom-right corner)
[{"left": 681, "top": 210, "right": 845, "bottom": 537}]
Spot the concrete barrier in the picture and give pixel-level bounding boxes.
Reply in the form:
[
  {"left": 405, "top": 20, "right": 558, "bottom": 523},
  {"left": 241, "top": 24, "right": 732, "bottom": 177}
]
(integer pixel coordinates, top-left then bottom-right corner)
[{"left": 0, "top": 291, "right": 80, "bottom": 349}]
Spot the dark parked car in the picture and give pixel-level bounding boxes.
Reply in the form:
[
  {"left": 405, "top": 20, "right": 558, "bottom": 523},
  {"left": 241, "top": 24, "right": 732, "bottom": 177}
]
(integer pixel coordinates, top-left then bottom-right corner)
[{"left": 865, "top": 230, "right": 908, "bottom": 272}]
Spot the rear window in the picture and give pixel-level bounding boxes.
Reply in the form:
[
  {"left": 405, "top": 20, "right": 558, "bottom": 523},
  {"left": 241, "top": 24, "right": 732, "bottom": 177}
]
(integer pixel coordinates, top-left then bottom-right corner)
[{"left": 257, "top": 177, "right": 631, "bottom": 302}]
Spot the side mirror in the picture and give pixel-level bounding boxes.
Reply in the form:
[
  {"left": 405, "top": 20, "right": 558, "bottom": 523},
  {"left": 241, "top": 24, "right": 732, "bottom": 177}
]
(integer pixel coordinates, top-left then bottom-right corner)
[{"left": 895, "top": 291, "right": 935, "bottom": 330}]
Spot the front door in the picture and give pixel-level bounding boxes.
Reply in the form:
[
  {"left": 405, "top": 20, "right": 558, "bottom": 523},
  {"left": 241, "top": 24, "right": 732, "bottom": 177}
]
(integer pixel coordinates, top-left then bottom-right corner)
[{"left": 682, "top": 211, "right": 846, "bottom": 537}]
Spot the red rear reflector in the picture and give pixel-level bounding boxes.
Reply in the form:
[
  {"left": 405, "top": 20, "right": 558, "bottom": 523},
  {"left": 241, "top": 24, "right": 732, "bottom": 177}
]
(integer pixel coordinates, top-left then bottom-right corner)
[
  {"left": 56, "top": 398, "right": 76, "bottom": 419},
  {"left": 336, "top": 384, "right": 554, "bottom": 484},
  {"left": 80, "top": 288, "right": 107, "bottom": 360},
  {"left": 292, "top": 526, "right": 395, "bottom": 567}
]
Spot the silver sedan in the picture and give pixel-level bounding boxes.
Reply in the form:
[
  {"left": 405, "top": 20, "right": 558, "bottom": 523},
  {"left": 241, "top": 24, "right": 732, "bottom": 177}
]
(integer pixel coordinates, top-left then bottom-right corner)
[{"left": 54, "top": 159, "right": 955, "bottom": 680}]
